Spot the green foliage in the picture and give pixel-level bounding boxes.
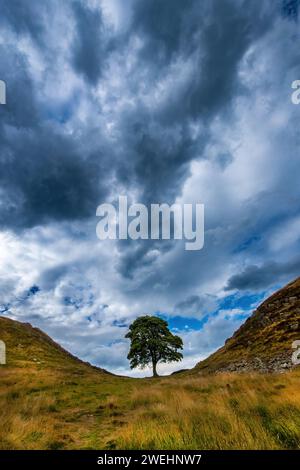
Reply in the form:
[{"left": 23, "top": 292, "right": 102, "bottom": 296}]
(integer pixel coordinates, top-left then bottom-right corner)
[{"left": 125, "top": 316, "right": 183, "bottom": 376}]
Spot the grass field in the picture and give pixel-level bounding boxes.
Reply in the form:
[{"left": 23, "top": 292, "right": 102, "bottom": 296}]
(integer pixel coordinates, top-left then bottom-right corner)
[{"left": 1, "top": 364, "right": 300, "bottom": 450}]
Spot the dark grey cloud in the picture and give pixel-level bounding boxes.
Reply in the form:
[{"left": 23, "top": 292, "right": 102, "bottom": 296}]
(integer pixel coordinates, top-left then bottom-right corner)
[
  {"left": 0, "top": 46, "right": 38, "bottom": 128},
  {"left": 121, "top": 2, "right": 247, "bottom": 197},
  {"left": 0, "top": 123, "right": 110, "bottom": 229},
  {"left": 175, "top": 294, "right": 217, "bottom": 317},
  {"left": 282, "top": 0, "right": 299, "bottom": 20},
  {"left": 39, "top": 264, "right": 72, "bottom": 290},
  {"left": 109, "top": 0, "right": 279, "bottom": 216},
  {"left": 119, "top": 118, "right": 196, "bottom": 203},
  {"left": 0, "top": 42, "right": 112, "bottom": 230},
  {"left": 0, "top": 0, "right": 279, "bottom": 236},
  {"left": 106, "top": 0, "right": 278, "bottom": 273},
  {"left": 130, "top": 0, "right": 275, "bottom": 121},
  {"left": 0, "top": 0, "right": 300, "bottom": 374},
  {"left": 131, "top": 0, "right": 194, "bottom": 64},
  {"left": 225, "top": 256, "right": 300, "bottom": 291},
  {"left": 0, "top": 0, "right": 48, "bottom": 44},
  {"left": 72, "top": 1, "right": 104, "bottom": 85}
]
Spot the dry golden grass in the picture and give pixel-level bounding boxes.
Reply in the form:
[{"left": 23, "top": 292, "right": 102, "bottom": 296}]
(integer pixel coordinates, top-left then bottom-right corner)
[
  {"left": 1, "top": 365, "right": 300, "bottom": 450},
  {"left": 117, "top": 370, "right": 300, "bottom": 449},
  {"left": 2, "top": 314, "right": 300, "bottom": 449}
]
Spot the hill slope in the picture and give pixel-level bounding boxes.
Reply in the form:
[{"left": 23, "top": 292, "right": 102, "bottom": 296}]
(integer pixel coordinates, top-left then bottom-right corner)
[
  {"left": 194, "top": 277, "right": 300, "bottom": 373},
  {"left": 1, "top": 302, "right": 300, "bottom": 450},
  {"left": 0, "top": 316, "right": 133, "bottom": 450},
  {"left": 0, "top": 316, "right": 111, "bottom": 374}
]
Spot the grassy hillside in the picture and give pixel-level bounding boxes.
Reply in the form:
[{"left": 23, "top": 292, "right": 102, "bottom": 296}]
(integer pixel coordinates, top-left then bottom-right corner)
[
  {"left": 0, "top": 316, "right": 111, "bottom": 373},
  {"left": 194, "top": 277, "right": 300, "bottom": 373},
  {"left": 1, "top": 359, "right": 300, "bottom": 449},
  {"left": 1, "top": 276, "right": 300, "bottom": 450}
]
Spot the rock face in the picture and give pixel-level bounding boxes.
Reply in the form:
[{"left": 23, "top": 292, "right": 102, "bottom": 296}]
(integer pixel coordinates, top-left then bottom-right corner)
[
  {"left": 0, "top": 340, "right": 5, "bottom": 364},
  {"left": 194, "top": 277, "right": 300, "bottom": 374}
]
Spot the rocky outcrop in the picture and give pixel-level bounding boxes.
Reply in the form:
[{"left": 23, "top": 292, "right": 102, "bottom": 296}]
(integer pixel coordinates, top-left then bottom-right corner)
[{"left": 194, "top": 277, "right": 300, "bottom": 374}]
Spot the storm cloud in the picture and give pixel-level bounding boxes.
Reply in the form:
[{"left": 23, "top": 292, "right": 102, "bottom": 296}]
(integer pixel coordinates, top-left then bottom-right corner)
[{"left": 0, "top": 0, "right": 299, "bottom": 375}]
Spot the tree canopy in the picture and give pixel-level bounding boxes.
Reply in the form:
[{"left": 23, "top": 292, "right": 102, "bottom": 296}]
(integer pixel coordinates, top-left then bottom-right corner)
[{"left": 125, "top": 315, "right": 183, "bottom": 376}]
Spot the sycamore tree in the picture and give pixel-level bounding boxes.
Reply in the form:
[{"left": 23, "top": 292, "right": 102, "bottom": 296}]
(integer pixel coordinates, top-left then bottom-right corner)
[{"left": 125, "top": 315, "right": 183, "bottom": 377}]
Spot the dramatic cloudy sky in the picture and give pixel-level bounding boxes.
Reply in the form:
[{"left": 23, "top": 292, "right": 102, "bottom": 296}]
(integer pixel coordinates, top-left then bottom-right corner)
[{"left": 0, "top": 0, "right": 300, "bottom": 376}]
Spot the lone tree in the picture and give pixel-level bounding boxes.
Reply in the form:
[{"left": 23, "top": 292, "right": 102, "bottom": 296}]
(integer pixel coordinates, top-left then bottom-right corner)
[{"left": 125, "top": 315, "right": 183, "bottom": 377}]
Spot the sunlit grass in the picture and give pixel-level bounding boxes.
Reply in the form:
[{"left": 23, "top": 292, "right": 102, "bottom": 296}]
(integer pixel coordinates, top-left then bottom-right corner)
[
  {"left": 117, "top": 371, "right": 300, "bottom": 450},
  {"left": 1, "top": 365, "right": 300, "bottom": 449}
]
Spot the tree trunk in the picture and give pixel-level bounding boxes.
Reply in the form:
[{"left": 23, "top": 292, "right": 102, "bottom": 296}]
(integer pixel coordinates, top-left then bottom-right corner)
[{"left": 152, "top": 360, "right": 159, "bottom": 377}]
